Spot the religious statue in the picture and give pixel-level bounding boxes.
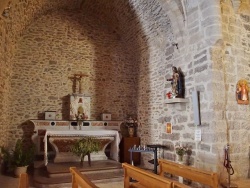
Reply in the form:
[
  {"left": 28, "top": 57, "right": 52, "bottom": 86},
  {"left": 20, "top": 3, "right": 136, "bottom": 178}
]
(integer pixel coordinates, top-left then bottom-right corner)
[
  {"left": 167, "top": 66, "right": 185, "bottom": 98},
  {"left": 68, "top": 72, "right": 88, "bottom": 94},
  {"left": 69, "top": 95, "right": 90, "bottom": 120},
  {"left": 236, "top": 79, "right": 249, "bottom": 105},
  {"left": 68, "top": 72, "right": 90, "bottom": 120}
]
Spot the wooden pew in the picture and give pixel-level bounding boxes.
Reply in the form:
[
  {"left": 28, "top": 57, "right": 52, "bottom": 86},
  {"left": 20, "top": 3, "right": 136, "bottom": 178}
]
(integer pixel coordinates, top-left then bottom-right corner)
[
  {"left": 18, "top": 173, "right": 29, "bottom": 188},
  {"left": 122, "top": 163, "right": 172, "bottom": 188},
  {"left": 70, "top": 167, "right": 99, "bottom": 188},
  {"left": 158, "top": 159, "right": 219, "bottom": 188}
]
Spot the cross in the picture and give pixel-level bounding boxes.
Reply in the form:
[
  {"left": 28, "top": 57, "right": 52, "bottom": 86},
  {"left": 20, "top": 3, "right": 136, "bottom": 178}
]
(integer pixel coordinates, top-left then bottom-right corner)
[{"left": 69, "top": 73, "right": 88, "bottom": 94}]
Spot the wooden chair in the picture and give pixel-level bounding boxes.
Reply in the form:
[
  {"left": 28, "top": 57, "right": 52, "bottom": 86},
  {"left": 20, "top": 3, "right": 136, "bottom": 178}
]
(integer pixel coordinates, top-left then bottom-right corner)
[
  {"left": 18, "top": 173, "right": 29, "bottom": 188},
  {"left": 122, "top": 163, "right": 172, "bottom": 188},
  {"left": 158, "top": 159, "right": 219, "bottom": 188},
  {"left": 70, "top": 167, "right": 99, "bottom": 188}
]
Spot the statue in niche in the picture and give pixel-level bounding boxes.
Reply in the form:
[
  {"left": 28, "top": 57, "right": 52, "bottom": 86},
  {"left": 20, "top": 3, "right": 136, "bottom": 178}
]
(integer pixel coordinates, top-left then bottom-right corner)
[
  {"left": 70, "top": 95, "right": 90, "bottom": 120},
  {"left": 236, "top": 79, "right": 249, "bottom": 105},
  {"left": 167, "top": 66, "right": 185, "bottom": 98},
  {"left": 68, "top": 72, "right": 90, "bottom": 120}
]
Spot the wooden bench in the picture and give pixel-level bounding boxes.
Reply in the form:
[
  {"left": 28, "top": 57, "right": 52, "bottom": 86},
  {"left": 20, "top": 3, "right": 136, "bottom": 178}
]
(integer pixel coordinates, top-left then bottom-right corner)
[
  {"left": 18, "top": 173, "right": 29, "bottom": 188},
  {"left": 122, "top": 163, "right": 172, "bottom": 188},
  {"left": 158, "top": 159, "right": 219, "bottom": 188},
  {"left": 70, "top": 167, "right": 99, "bottom": 188}
]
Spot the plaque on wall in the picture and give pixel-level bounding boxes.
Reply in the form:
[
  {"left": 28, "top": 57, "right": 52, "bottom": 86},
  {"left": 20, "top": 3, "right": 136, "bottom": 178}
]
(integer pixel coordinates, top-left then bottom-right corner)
[{"left": 69, "top": 94, "right": 90, "bottom": 120}]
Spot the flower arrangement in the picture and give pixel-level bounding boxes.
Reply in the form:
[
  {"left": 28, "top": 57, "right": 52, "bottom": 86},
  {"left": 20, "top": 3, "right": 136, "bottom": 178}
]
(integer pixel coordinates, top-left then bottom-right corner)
[
  {"left": 70, "top": 136, "right": 100, "bottom": 166},
  {"left": 175, "top": 144, "right": 191, "bottom": 162},
  {"left": 125, "top": 116, "right": 138, "bottom": 128}
]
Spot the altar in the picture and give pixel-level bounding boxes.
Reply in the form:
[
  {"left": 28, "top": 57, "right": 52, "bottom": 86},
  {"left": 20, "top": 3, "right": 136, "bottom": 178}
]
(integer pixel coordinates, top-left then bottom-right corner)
[
  {"left": 30, "top": 76, "right": 123, "bottom": 165},
  {"left": 43, "top": 130, "right": 120, "bottom": 165}
]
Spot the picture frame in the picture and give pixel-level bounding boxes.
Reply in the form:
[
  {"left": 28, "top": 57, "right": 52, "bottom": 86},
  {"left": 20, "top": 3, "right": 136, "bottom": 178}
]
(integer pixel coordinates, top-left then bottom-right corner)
[
  {"left": 45, "top": 111, "right": 56, "bottom": 120},
  {"left": 101, "top": 113, "right": 111, "bottom": 121}
]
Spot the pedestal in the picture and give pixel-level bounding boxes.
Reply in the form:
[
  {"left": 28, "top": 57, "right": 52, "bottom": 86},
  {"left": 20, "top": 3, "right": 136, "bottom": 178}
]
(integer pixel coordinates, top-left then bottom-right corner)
[{"left": 120, "top": 137, "right": 140, "bottom": 165}]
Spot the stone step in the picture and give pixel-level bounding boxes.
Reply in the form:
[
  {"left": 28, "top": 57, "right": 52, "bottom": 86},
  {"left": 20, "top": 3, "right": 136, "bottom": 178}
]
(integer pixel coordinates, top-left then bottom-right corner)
[
  {"left": 34, "top": 170, "right": 124, "bottom": 188},
  {"left": 33, "top": 160, "right": 124, "bottom": 188},
  {"left": 47, "top": 160, "right": 122, "bottom": 176}
]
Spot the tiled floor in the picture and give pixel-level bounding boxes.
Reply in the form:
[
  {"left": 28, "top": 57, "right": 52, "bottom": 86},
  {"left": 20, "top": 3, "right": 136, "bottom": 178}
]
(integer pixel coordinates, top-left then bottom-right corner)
[{"left": 0, "top": 174, "right": 19, "bottom": 188}]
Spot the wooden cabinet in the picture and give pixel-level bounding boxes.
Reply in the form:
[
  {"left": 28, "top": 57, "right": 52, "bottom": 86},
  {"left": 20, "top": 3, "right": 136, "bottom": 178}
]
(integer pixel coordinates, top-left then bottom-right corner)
[{"left": 120, "top": 137, "right": 140, "bottom": 165}]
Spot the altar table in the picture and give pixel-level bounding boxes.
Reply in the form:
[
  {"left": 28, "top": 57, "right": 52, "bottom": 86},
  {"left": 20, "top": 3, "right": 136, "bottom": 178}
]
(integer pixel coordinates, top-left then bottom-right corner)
[{"left": 43, "top": 130, "right": 120, "bottom": 165}]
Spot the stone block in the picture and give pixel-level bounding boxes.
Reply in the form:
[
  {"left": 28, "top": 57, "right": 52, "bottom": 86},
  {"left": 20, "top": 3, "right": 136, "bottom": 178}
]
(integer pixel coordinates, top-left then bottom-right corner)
[
  {"left": 243, "top": 24, "right": 250, "bottom": 31},
  {"left": 202, "top": 16, "right": 221, "bottom": 28},
  {"left": 202, "top": 6, "right": 221, "bottom": 19},
  {"left": 200, "top": 143, "right": 211, "bottom": 152},
  {"left": 194, "top": 55, "right": 207, "bottom": 65},
  {"left": 194, "top": 64, "right": 208, "bottom": 73}
]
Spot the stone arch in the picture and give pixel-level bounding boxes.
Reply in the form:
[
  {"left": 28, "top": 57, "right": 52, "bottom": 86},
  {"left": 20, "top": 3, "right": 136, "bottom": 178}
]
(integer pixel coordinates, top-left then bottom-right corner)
[{"left": 159, "top": 0, "right": 187, "bottom": 45}]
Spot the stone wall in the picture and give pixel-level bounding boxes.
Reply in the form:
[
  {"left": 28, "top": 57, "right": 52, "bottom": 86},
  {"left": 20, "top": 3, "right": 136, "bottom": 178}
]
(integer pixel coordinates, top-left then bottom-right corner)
[
  {"left": 9, "top": 2, "right": 141, "bottom": 143},
  {"left": 0, "top": 0, "right": 85, "bottom": 147},
  {"left": 1, "top": 0, "right": 250, "bottom": 181},
  {"left": 0, "top": 17, "right": 12, "bottom": 147},
  {"left": 218, "top": 0, "right": 250, "bottom": 179}
]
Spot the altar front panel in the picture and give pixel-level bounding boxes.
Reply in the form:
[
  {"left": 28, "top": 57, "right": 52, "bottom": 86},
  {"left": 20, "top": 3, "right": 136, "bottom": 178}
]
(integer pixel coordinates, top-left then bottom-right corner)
[
  {"left": 43, "top": 130, "right": 120, "bottom": 165},
  {"left": 49, "top": 136, "right": 114, "bottom": 163}
]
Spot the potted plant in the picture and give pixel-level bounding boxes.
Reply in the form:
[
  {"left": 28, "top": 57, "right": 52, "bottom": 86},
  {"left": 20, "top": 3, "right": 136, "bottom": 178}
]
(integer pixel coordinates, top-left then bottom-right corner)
[
  {"left": 1, "top": 139, "right": 35, "bottom": 177},
  {"left": 70, "top": 136, "right": 101, "bottom": 166},
  {"left": 175, "top": 143, "right": 191, "bottom": 164},
  {"left": 0, "top": 146, "right": 11, "bottom": 174}
]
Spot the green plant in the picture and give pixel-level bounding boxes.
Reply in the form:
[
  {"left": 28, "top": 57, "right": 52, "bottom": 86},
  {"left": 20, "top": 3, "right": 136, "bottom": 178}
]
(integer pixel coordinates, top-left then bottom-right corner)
[
  {"left": 1, "top": 139, "right": 35, "bottom": 169},
  {"left": 12, "top": 139, "right": 35, "bottom": 167},
  {"left": 0, "top": 146, "right": 10, "bottom": 162},
  {"left": 70, "top": 136, "right": 101, "bottom": 165}
]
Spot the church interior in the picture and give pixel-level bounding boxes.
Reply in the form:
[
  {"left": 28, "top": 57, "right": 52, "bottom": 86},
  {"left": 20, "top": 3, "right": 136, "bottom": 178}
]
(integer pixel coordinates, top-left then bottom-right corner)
[{"left": 1, "top": 0, "right": 250, "bottom": 187}]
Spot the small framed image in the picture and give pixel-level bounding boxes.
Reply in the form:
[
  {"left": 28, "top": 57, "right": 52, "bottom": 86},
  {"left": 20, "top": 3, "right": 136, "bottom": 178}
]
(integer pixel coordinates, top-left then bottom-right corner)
[
  {"left": 45, "top": 111, "right": 56, "bottom": 120},
  {"left": 236, "top": 79, "right": 249, "bottom": 105},
  {"left": 166, "top": 123, "right": 172, "bottom": 134},
  {"left": 101, "top": 113, "right": 111, "bottom": 121}
]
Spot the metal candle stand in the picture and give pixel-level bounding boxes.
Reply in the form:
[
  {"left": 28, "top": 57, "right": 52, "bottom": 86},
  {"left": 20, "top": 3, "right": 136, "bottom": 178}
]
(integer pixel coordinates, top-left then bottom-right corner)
[{"left": 128, "top": 144, "right": 169, "bottom": 174}]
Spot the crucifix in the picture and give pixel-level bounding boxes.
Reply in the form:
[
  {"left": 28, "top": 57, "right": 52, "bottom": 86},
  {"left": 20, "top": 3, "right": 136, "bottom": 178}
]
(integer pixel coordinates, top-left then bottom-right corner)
[{"left": 68, "top": 73, "right": 88, "bottom": 94}]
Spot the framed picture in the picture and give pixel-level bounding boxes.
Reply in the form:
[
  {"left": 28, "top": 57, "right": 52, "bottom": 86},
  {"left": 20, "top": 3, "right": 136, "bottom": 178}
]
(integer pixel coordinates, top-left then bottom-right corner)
[
  {"left": 101, "top": 113, "right": 111, "bottom": 121},
  {"left": 166, "top": 123, "right": 172, "bottom": 134},
  {"left": 45, "top": 111, "right": 56, "bottom": 120},
  {"left": 236, "top": 79, "right": 249, "bottom": 105}
]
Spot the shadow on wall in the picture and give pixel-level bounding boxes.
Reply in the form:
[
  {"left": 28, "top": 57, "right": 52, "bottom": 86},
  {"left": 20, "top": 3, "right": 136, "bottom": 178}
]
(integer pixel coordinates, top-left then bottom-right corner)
[
  {"left": 19, "top": 120, "right": 35, "bottom": 148},
  {"left": 81, "top": 0, "right": 150, "bottom": 120}
]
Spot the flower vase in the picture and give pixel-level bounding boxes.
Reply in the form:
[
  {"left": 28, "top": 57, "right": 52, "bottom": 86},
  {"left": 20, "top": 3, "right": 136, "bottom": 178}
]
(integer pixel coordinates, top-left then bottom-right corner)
[
  {"left": 177, "top": 155, "right": 184, "bottom": 163},
  {"left": 128, "top": 127, "right": 135, "bottom": 137},
  {"left": 177, "top": 155, "right": 184, "bottom": 183}
]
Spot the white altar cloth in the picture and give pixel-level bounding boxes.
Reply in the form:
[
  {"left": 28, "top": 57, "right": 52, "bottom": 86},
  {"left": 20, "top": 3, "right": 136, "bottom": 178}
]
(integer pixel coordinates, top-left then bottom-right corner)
[{"left": 43, "top": 130, "right": 120, "bottom": 165}]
